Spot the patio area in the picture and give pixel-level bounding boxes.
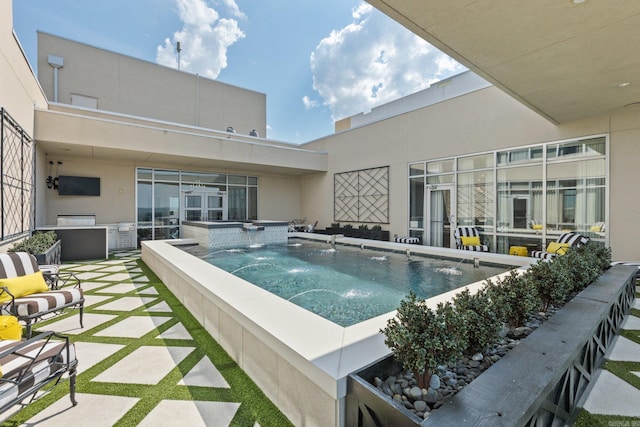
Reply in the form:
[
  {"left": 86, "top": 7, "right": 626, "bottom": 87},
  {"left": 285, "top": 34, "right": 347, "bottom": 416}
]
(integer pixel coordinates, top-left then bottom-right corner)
[
  {"left": 1, "top": 250, "right": 638, "bottom": 426},
  {"left": 1, "top": 250, "right": 291, "bottom": 427}
]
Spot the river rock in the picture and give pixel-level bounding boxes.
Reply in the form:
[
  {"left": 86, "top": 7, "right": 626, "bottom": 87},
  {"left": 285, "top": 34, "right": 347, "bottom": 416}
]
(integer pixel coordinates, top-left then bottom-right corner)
[
  {"left": 472, "top": 352, "right": 484, "bottom": 361},
  {"left": 414, "top": 400, "right": 428, "bottom": 412},
  {"left": 429, "top": 374, "right": 441, "bottom": 390},
  {"left": 409, "top": 386, "right": 422, "bottom": 399}
]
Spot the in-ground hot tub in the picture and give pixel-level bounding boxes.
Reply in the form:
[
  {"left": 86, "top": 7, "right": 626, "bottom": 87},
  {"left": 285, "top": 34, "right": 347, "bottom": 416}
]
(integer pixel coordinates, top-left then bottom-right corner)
[{"left": 142, "top": 234, "right": 528, "bottom": 426}]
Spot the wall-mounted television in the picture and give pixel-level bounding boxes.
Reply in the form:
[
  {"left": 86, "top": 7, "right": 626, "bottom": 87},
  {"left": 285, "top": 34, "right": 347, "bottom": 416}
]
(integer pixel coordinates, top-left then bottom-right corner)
[{"left": 57, "top": 175, "right": 101, "bottom": 196}]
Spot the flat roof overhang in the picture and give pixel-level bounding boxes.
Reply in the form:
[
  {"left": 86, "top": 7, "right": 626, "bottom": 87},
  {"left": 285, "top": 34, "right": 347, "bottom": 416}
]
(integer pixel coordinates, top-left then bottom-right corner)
[
  {"left": 367, "top": 0, "right": 640, "bottom": 123},
  {"left": 34, "top": 105, "right": 328, "bottom": 176}
]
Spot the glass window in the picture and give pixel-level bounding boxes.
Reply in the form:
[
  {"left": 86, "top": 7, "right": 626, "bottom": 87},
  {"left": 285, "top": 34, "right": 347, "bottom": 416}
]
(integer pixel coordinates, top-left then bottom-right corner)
[
  {"left": 409, "top": 135, "right": 607, "bottom": 254},
  {"left": 228, "top": 186, "right": 247, "bottom": 220},
  {"left": 137, "top": 169, "right": 153, "bottom": 181},
  {"left": 154, "top": 182, "right": 179, "bottom": 226},
  {"left": 137, "top": 181, "right": 152, "bottom": 227},
  {"left": 547, "top": 137, "right": 606, "bottom": 160},
  {"left": 409, "top": 162, "right": 425, "bottom": 176},
  {"left": 496, "top": 165, "right": 542, "bottom": 233},
  {"left": 426, "top": 174, "right": 454, "bottom": 184},
  {"left": 228, "top": 175, "right": 247, "bottom": 185},
  {"left": 409, "top": 177, "right": 424, "bottom": 228},
  {"left": 248, "top": 187, "right": 258, "bottom": 220},
  {"left": 426, "top": 159, "right": 454, "bottom": 174},
  {"left": 181, "top": 172, "right": 226, "bottom": 184},
  {"left": 546, "top": 159, "right": 605, "bottom": 233},
  {"left": 154, "top": 170, "right": 179, "bottom": 182},
  {"left": 136, "top": 168, "right": 259, "bottom": 241},
  {"left": 497, "top": 146, "right": 544, "bottom": 165},
  {"left": 457, "top": 153, "right": 494, "bottom": 171},
  {"left": 457, "top": 171, "right": 494, "bottom": 229}
]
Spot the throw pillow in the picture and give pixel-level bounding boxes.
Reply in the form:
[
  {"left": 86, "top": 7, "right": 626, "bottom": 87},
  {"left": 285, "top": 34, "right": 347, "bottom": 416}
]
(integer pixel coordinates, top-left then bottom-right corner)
[
  {"left": 0, "top": 272, "right": 49, "bottom": 303},
  {"left": 546, "top": 241, "right": 570, "bottom": 255},
  {"left": 461, "top": 236, "right": 481, "bottom": 246}
]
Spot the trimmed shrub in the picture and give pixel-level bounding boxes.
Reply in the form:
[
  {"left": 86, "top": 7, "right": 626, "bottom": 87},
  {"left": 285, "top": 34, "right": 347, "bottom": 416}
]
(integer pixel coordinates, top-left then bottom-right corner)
[
  {"left": 452, "top": 286, "right": 502, "bottom": 354},
  {"left": 381, "top": 292, "right": 467, "bottom": 388},
  {"left": 486, "top": 270, "right": 540, "bottom": 328},
  {"left": 526, "top": 259, "right": 572, "bottom": 311},
  {"left": 557, "top": 244, "right": 603, "bottom": 293},
  {"left": 9, "top": 231, "right": 58, "bottom": 254}
]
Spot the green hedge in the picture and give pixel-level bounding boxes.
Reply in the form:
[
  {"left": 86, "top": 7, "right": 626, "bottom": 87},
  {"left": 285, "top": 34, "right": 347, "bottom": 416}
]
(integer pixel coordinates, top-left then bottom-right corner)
[
  {"left": 8, "top": 231, "right": 58, "bottom": 254},
  {"left": 381, "top": 241, "right": 612, "bottom": 382}
]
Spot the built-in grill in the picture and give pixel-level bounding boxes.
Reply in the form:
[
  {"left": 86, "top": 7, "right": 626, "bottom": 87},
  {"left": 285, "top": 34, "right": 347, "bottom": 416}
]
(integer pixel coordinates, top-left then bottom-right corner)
[{"left": 56, "top": 214, "right": 96, "bottom": 227}]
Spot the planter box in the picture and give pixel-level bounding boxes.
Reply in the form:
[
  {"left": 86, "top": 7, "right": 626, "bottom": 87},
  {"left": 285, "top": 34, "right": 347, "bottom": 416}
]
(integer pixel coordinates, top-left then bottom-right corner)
[
  {"left": 325, "top": 227, "right": 343, "bottom": 235},
  {"left": 346, "top": 265, "right": 637, "bottom": 427},
  {"left": 33, "top": 239, "right": 62, "bottom": 266}
]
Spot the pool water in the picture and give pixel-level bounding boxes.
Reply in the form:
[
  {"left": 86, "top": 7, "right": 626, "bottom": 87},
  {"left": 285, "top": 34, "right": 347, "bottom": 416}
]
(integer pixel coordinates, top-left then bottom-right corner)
[{"left": 183, "top": 239, "right": 510, "bottom": 326}]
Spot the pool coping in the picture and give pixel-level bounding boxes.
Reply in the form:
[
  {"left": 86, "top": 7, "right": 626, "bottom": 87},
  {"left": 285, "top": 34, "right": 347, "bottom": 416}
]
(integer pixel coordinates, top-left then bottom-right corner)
[{"left": 141, "top": 235, "right": 531, "bottom": 426}]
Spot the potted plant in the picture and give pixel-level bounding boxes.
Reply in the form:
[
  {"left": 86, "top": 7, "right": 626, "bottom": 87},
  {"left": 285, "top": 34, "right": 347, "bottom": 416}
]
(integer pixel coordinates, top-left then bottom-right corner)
[
  {"left": 352, "top": 224, "right": 368, "bottom": 239},
  {"left": 343, "top": 224, "right": 354, "bottom": 237},
  {"left": 9, "top": 230, "right": 61, "bottom": 265},
  {"left": 326, "top": 222, "right": 342, "bottom": 235}
]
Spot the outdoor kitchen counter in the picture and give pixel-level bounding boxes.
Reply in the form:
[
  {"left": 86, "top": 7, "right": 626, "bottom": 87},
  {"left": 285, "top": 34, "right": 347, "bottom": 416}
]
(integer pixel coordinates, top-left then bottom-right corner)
[{"left": 37, "top": 226, "right": 109, "bottom": 261}]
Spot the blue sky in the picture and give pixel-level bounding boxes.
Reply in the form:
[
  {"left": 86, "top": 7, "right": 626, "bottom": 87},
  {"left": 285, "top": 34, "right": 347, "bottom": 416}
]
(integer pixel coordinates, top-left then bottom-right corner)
[{"left": 12, "top": 0, "right": 465, "bottom": 144}]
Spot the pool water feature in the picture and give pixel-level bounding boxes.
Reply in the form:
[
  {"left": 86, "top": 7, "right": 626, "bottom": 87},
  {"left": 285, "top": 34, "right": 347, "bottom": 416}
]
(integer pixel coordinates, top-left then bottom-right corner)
[{"left": 183, "top": 239, "right": 509, "bottom": 326}]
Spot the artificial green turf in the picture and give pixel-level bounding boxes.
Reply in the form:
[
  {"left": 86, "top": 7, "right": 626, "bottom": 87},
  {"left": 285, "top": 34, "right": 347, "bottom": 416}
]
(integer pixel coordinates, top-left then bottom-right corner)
[
  {"left": 574, "top": 410, "right": 640, "bottom": 427},
  {"left": 2, "top": 255, "right": 292, "bottom": 427}
]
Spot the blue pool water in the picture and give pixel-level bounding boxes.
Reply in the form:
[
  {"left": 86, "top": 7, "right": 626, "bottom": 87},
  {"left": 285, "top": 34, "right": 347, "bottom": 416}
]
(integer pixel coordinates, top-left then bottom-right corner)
[{"left": 183, "top": 239, "right": 510, "bottom": 327}]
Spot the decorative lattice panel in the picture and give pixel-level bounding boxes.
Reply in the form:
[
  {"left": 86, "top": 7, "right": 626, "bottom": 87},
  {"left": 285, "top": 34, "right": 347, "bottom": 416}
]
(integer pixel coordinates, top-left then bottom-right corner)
[
  {"left": 1, "top": 108, "right": 35, "bottom": 240},
  {"left": 334, "top": 167, "right": 389, "bottom": 223}
]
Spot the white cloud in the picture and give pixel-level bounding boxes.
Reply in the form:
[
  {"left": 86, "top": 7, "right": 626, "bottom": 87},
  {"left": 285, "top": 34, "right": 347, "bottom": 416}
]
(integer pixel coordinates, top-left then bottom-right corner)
[
  {"left": 222, "top": 0, "right": 246, "bottom": 20},
  {"left": 156, "top": 0, "right": 245, "bottom": 79},
  {"left": 302, "top": 95, "right": 319, "bottom": 109},
  {"left": 310, "top": 2, "right": 466, "bottom": 120}
]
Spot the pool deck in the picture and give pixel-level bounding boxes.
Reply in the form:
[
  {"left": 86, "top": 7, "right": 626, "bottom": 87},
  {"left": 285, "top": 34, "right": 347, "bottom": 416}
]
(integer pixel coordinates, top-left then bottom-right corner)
[{"left": 3, "top": 245, "right": 639, "bottom": 426}]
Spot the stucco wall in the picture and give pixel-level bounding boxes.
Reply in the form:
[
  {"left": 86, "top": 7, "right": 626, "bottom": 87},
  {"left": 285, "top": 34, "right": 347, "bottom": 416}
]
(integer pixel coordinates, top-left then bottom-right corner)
[
  {"left": 0, "top": 1, "right": 49, "bottom": 247},
  {"left": 42, "top": 157, "right": 136, "bottom": 225},
  {"left": 37, "top": 32, "right": 266, "bottom": 137}
]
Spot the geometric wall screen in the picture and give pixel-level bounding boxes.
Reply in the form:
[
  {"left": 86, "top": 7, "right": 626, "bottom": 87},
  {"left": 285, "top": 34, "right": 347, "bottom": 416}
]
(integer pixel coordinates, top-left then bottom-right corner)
[
  {"left": 334, "top": 166, "right": 389, "bottom": 223},
  {"left": 0, "top": 107, "right": 35, "bottom": 241}
]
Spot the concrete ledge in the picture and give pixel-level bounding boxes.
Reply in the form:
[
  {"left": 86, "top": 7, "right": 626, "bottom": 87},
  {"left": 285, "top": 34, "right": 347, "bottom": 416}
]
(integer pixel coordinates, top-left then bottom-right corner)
[{"left": 347, "top": 265, "right": 637, "bottom": 426}]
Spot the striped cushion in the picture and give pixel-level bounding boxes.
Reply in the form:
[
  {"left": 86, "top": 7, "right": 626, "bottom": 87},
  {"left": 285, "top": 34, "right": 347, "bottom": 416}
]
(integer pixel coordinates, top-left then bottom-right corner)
[
  {"left": 0, "top": 289, "right": 83, "bottom": 317},
  {"left": 557, "top": 232, "right": 590, "bottom": 246},
  {"left": 0, "top": 253, "right": 39, "bottom": 279},
  {"left": 394, "top": 236, "right": 420, "bottom": 244},
  {"left": 0, "top": 338, "right": 76, "bottom": 410},
  {"left": 531, "top": 232, "right": 590, "bottom": 259},
  {"left": 530, "top": 250, "right": 555, "bottom": 260},
  {"left": 460, "top": 244, "right": 490, "bottom": 252}
]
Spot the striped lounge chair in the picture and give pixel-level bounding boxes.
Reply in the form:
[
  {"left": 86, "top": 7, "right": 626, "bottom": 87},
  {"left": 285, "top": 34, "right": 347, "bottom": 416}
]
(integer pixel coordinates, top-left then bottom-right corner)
[
  {"left": 530, "top": 232, "right": 590, "bottom": 260},
  {"left": 0, "top": 253, "right": 84, "bottom": 339},
  {"left": 394, "top": 235, "right": 421, "bottom": 244},
  {"left": 0, "top": 330, "right": 77, "bottom": 417},
  {"left": 454, "top": 226, "right": 489, "bottom": 252}
]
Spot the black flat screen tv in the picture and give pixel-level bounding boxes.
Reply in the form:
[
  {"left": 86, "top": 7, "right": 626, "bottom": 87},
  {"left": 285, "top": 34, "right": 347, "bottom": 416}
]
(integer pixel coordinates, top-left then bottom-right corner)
[{"left": 57, "top": 175, "right": 101, "bottom": 196}]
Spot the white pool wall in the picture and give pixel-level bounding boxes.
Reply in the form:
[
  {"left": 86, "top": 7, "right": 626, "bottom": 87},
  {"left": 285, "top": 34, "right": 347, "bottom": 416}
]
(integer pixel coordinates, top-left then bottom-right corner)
[{"left": 142, "top": 234, "right": 531, "bottom": 427}]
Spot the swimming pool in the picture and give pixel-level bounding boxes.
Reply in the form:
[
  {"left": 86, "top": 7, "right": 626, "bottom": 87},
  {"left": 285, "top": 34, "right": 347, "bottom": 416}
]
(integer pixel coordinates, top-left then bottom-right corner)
[
  {"left": 143, "top": 235, "right": 529, "bottom": 426},
  {"left": 183, "top": 239, "right": 509, "bottom": 326}
]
